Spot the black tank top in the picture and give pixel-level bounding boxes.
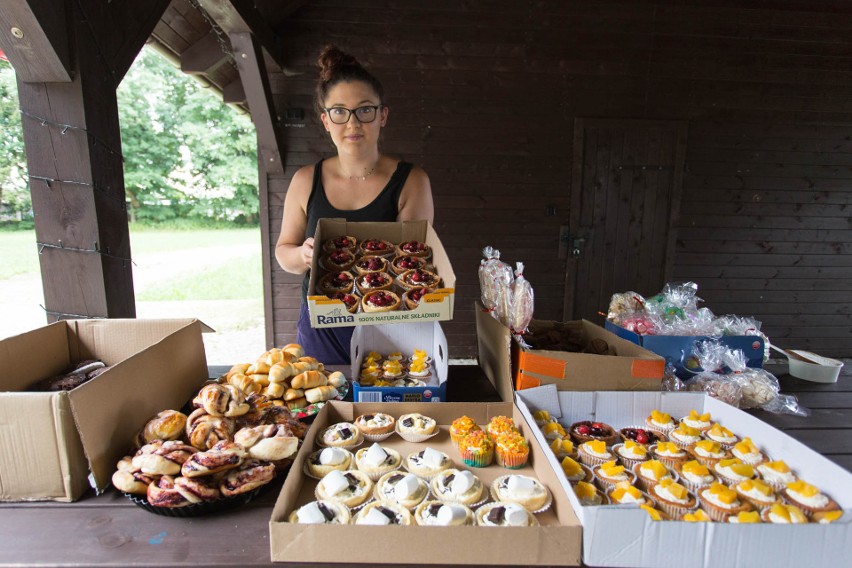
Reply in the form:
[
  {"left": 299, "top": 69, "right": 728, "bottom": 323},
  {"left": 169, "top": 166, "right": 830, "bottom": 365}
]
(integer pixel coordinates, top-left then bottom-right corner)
[{"left": 302, "top": 158, "right": 413, "bottom": 298}]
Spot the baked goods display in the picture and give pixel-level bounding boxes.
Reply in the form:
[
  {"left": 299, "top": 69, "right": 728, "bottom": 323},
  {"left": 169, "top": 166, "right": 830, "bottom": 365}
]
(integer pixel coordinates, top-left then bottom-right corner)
[
  {"left": 357, "top": 349, "right": 437, "bottom": 390},
  {"left": 311, "top": 234, "right": 446, "bottom": 315}
]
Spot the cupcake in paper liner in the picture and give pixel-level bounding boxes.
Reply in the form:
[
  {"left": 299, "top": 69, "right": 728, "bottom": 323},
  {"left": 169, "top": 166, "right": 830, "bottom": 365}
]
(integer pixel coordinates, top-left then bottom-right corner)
[
  {"left": 354, "top": 443, "right": 403, "bottom": 481},
  {"left": 673, "top": 459, "right": 717, "bottom": 493},
  {"left": 548, "top": 437, "right": 577, "bottom": 461},
  {"left": 577, "top": 439, "right": 615, "bottom": 468},
  {"left": 561, "top": 456, "right": 594, "bottom": 485},
  {"left": 680, "top": 410, "right": 713, "bottom": 433},
  {"left": 649, "top": 441, "right": 690, "bottom": 468},
  {"left": 459, "top": 430, "right": 494, "bottom": 468},
  {"left": 490, "top": 474, "right": 552, "bottom": 513},
  {"left": 612, "top": 440, "right": 650, "bottom": 471},
  {"left": 373, "top": 471, "right": 430, "bottom": 510},
  {"left": 302, "top": 447, "right": 354, "bottom": 480},
  {"left": 712, "top": 458, "right": 758, "bottom": 486},
  {"left": 494, "top": 432, "right": 530, "bottom": 469},
  {"left": 449, "top": 415, "right": 481, "bottom": 447},
  {"left": 781, "top": 480, "right": 841, "bottom": 520},
  {"left": 404, "top": 447, "right": 453, "bottom": 480},
  {"left": 702, "top": 422, "right": 739, "bottom": 450},
  {"left": 395, "top": 413, "right": 439, "bottom": 442},
  {"left": 632, "top": 459, "right": 678, "bottom": 492},
  {"left": 573, "top": 481, "right": 609, "bottom": 506},
  {"left": 697, "top": 482, "right": 754, "bottom": 522},
  {"left": 733, "top": 479, "right": 779, "bottom": 511},
  {"left": 606, "top": 482, "right": 653, "bottom": 507},
  {"left": 645, "top": 409, "right": 677, "bottom": 436},
  {"left": 592, "top": 460, "right": 637, "bottom": 492},
  {"left": 314, "top": 469, "right": 374, "bottom": 511},
  {"left": 648, "top": 477, "right": 698, "bottom": 520},
  {"left": 486, "top": 415, "right": 519, "bottom": 441},
  {"left": 668, "top": 422, "right": 703, "bottom": 450},
  {"left": 687, "top": 439, "right": 732, "bottom": 469},
  {"left": 760, "top": 502, "right": 809, "bottom": 524},
  {"left": 756, "top": 460, "right": 797, "bottom": 491},
  {"left": 730, "top": 437, "right": 770, "bottom": 466}
]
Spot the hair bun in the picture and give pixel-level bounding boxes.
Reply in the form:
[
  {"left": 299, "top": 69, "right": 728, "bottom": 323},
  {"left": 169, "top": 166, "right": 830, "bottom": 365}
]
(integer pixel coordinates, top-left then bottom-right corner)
[{"left": 317, "top": 44, "right": 359, "bottom": 82}]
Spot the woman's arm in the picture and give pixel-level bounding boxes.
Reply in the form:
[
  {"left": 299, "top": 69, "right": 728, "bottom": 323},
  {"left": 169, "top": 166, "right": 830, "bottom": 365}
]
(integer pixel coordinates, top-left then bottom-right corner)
[
  {"left": 275, "top": 165, "right": 315, "bottom": 274},
  {"left": 397, "top": 165, "right": 434, "bottom": 223}
]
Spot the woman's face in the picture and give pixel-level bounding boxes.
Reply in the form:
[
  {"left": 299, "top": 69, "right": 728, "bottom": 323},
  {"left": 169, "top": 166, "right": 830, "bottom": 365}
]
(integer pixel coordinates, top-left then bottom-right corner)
[{"left": 320, "top": 80, "right": 387, "bottom": 154}]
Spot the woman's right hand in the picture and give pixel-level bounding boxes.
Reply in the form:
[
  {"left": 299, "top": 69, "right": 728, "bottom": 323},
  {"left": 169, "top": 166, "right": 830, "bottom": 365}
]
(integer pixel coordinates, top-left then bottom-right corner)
[{"left": 301, "top": 237, "right": 314, "bottom": 269}]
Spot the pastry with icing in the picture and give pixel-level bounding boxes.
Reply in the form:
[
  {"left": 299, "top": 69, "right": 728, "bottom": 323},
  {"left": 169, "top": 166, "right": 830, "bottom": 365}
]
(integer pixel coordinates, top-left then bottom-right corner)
[
  {"left": 491, "top": 474, "right": 550, "bottom": 511},
  {"left": 429, "top": 468, "right": 485, "bottom": 505}
]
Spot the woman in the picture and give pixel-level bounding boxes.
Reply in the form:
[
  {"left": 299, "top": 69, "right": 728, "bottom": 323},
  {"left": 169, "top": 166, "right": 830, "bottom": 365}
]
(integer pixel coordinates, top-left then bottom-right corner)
[{"left": 275, "top": 45, "right": 434, "bottom": 364}]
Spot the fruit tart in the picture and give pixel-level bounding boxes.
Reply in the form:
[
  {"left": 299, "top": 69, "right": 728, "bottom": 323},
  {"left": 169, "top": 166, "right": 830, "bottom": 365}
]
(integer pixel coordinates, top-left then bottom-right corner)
[
  {"left": 352, "top": 255, "right": 388, "bottom": 275},
  {"left": 320, "top": 249, "right": 355, "bottom": 272},
  {"left": 355, "top": 270, "right": 394, "bottom": 294},
  {"left": 361, "top": 290, "right": 401, "bottom": 313},
  {"left": 398, "top": 268, "right": 442, "bottom": 291},
  {"left": 330, "top": 291, "right": 359, "bottom": 314},
  {"left": 390, "top": 254, "right": 427, "bottom": 276},
  {"left": 396, "top": 240, "right": 431, "bottom": 259},
  {"left": 323, "top": 235, "right": 357, "bottom": 253},
  {"left": 569, "top": 420, "right": 618, "bottom": 446},
  {"left": 403, "top": 286, "right": 434, "bottom": 310},
  {"left": 318, "top": 271, "right": 355, "bottom": 295},
  {"left": 358, "top": 238, "right": 394, "bottom": 257}
]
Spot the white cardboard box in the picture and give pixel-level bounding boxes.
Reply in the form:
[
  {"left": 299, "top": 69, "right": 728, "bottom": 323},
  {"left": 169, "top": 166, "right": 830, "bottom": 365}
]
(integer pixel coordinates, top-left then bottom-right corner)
[
  {"left": 515, "top": 385, "right": 852, "bottom": 568},
  {"left": 350, "top": 321, "right": 449, "bottom": 402}
]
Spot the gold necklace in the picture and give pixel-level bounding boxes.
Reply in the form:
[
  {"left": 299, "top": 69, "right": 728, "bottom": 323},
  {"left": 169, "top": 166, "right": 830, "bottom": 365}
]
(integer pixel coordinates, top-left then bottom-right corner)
[{"left": 347, "top": 164, "right": 377, "bottom": 181}]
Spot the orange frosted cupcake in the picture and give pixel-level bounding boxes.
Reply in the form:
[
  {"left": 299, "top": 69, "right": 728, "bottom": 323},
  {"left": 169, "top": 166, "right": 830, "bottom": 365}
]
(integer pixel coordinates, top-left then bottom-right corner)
[
  {"left": 494, "top": 432, "right": 529, "bottom": 469},
  {"left": 688, "top": 440, "right": 731, "bottom": 468},
  {"left": 697, "top": 482, "right": 753, "bottom": 522},
  {"left": 781, "top": 480, "right": 840, "bottom": 520},
  {"left": 459, "top": 430, "right": 494, "bottom": 468},
  {"left": 449, "top": 416, "right": 480, "bottom": 447},
  {"left": 561, "top": 456, "right": 593, "bottom": 484},
  {"left": 486, "top": 415, "right": 518, "bottom": 441}
]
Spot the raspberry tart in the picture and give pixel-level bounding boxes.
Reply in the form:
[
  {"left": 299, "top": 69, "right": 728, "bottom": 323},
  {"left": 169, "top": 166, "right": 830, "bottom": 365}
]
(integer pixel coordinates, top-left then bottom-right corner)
[
  {"left": 322, "top": 235, "right": 357, "bottom": 253},
  {"left": 403, "top": 286, "right": 434, "bottom": 310},
  {"left": 330, "top": 291, "right": 359, "bottom": 314},
  {"left": 569, "top": 420, "right": 618, "bottom": 447},
  {"left": 390, "top": 254, "right": 427, "bottom": 276},
  {"left": 355, "top": 270, "right": 394, "bottom": 294},
  {"left": 353, "top": 255, "right": 388, "bottom": 275},
  {"left": 361, "top": 290, "right": 401, "bottom": 313},
  {"left": 396, "top": 240, "right": 431, "bottom": 259},
  {"left": 619, "top": 427, "right": 665, "bottom": 446},
  {"left": 318, "top": 271, "right": 354, "bottom": 295},
  {"left": 398, "top": 268, "right": 442, "bottom": 291},
  {"left": 320, "top": 249, "right": 355, "bottom": 272},
  {"left": 358, "top": 238, "right": 394, "bottom": 257}
]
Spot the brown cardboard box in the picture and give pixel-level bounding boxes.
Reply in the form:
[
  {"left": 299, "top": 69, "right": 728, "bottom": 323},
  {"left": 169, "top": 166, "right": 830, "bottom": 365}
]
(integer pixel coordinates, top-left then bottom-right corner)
[
  {"left": 475, "top": 302, "right": 664, "bottom": 401},
  {"left": 307, "top": 219, "right": 456, "bottom": 327},
  {"left": 269, "top": 401, "right": 582, "bottom": 566},
  {"left": 0, "top": 318, "right": 210, "bottom": 501}
]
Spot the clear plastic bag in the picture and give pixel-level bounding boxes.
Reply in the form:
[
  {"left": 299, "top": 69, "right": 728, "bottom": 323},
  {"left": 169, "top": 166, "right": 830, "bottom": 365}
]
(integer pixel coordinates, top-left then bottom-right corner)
[
  {"left": 509, "top": 262, "right": 534, "bottom": 334},
  {"left": 686, "top": 372, "right": 744, "bottom": 407},
  {"left": 479, "top": 247, "right": 512, "bottom": 316},
  {"left": 724, "top": 348, "right": 809, "bottom": 416}
]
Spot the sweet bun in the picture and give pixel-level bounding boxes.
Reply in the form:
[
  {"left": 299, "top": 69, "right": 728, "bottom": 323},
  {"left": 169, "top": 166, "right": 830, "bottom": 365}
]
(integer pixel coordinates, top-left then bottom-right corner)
[
  {"left": 132, "top": 440, "right": 197, "bottom": 476},
  {"left": 285, "top": 397, "right": 308, "bottom": 410},
  {"left": 291, "top": 370, "right": 327, "bottom": 390},
  {"left": 186, "top": 408, "right": 236, "bottom": 450},
  {"left": 306, "top": 385, "right": 338, "bottom": 404},
  {"left": 220, "top": 459, "right": 276, "bottom": 497},
  {"left": 284, "top": 388, "right": 304, "bottom": 401},
  {"left": 234, "top": 424, "right": 300, "bottom": 461},
  {"left": 147, "top": 475, "right": 190, "bottom": 508},
  {"left": 141, "top": 410, "right": 188, "bottom": 443},
  {"left": 174, "top": 475, "right": 220, "bottom": 503},
  {"left": 227, "top": 373, "right": 261, "bottom": 395},
  {"left": 111, "top": 468, "right": 154, "bottom": 495},
  {"left": 327, "top": 371, "right": 347, "bottom": 388},
  {"left": 265, "top": 382, "right": 285, "bottom": 399},
  {"left": 181, "top": 441, "right": 247, "bottom": 477}
]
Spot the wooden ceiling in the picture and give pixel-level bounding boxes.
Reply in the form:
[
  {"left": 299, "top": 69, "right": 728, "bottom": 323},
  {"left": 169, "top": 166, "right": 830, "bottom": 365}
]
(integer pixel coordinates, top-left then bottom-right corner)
[{"left": 148, "top": 0, "right": 306, "bottom": 111}]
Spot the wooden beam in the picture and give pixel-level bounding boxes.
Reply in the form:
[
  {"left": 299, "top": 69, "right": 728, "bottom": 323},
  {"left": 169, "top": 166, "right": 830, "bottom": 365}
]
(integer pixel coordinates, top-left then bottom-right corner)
[
  {"left": 230, "top": 31, "right": 284, "bottom": 174},
  {"left": 180, "top": 29, "right": 229, "bottom": 75},
  {"left": 197, "top": 0, "right": 286, "bottom": 71},
  {"left": 0, "top": 0, "right": 71, "bottom": 82},
  {"left": 222, "top": 77, "right": 246, "bottom": 104}
]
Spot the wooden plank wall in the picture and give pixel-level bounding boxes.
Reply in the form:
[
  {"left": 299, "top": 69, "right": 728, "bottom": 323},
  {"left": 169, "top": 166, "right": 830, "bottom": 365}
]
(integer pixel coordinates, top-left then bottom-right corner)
[{"left": 266, "top": 0, "right": 852, "bottom": 358}]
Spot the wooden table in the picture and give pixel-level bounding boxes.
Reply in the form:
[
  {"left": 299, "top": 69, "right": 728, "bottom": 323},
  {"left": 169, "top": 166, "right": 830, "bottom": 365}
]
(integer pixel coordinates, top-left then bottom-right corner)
[{"left": 1, "top": 363, "right": 848, "bottom": 567}]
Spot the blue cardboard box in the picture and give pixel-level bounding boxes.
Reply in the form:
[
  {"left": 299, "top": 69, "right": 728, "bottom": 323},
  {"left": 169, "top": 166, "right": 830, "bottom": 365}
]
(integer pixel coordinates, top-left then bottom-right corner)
[
  {"left": 351, "top": 321, "right": 448, "bottom": 403},
  {"left": 604, "top": 320, "right": 764, "bottom": 379}
]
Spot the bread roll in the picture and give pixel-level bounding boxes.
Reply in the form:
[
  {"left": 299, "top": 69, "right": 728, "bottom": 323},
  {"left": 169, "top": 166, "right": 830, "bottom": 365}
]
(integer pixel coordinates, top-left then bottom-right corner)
[
  {"left": 284, "top": 388, "right": 304, "bottom": 401},
  {"left": 269, "top": 362, "right": 295, "bottom": 384},
  {"left": 247, "top": 361, "right": 270, "bottom": 375},
  {"left": 305, "top": 385, "right": 338, "bottom": 403},
  {"left": 250, "top": 373, "right": 270, "bottom": 387},
  {"left": 226, "top": 363, "right": 251, "bottom": 381},
  {"left": 285, "top": 397, "right": 307, "bottom": 410},
  {"left": 297, "top": 356, "right": 321, "bottom": 371},
  {"left": 141, "top": 410, "right": 187, "bottom": 443},
  {"left": 291, "top": 370, "right": 327, "bottom": 389},
  {"left": 283, "top": 343, "right": 305, "bottom": 359},
  {"left": 228, "top": 373, "right": 261, "bottom": 395},
  {"left": 265, "top": 382, "right": 285, "bottom": 399},
  {"left": 327, "top": 371, "right": 347, "bottom": 388},
  {"left": 263, "top": 348, "right": 284, "bottom": 366}
]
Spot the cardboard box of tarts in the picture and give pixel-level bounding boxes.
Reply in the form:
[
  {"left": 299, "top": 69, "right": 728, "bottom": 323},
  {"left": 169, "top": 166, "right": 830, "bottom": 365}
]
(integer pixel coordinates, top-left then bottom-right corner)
[
  {"left": 0, "top": 319, "right": 210, "bottom": 502},
  {"left": 515, "top": 386, "right": 852, "bottom": 568},
  {"left": 306, "top": 219, "right": 456, "bottom": 328},
  {"left": 269, "top": 401, "right": 582, "bottom": 565},
  {"left": 475, "top": 301, "right": 665, "bottom": 402},
  {"left": 351, "top": 321, "right": 448, "bottom": 403}
]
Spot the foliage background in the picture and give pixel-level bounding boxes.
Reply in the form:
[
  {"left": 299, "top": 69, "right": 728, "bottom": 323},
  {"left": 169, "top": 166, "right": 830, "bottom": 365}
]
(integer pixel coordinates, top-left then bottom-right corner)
[{"left": 0, "top": 47, "right": 258, "bottom": 227}]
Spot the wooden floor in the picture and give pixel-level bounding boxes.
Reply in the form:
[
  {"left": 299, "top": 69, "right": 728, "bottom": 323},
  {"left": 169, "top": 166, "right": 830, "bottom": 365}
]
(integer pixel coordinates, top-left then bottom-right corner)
[{"left": 0, "top": 362, "right": 848, "bottom": 567}]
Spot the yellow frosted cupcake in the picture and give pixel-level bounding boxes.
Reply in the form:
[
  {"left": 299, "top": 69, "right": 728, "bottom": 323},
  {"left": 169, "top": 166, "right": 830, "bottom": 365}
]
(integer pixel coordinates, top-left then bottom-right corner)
[
  {"left": 449, "top": 416, "right": 480, "bottom": 447},
  {"left": 494, "top": 432, "right": 529, "bottom": 469}
]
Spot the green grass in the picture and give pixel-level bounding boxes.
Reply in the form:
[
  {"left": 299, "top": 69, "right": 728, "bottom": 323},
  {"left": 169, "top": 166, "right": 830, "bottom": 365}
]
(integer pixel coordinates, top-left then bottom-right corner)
[
  {"left": 136, "top": 253, "right": 262, "bottom": 300},
  {"left": 129, "top": 226, "right": 260, "bottom": 254},
  {"left": 0, "top": 230, "right": 41, "bottom": 279}
]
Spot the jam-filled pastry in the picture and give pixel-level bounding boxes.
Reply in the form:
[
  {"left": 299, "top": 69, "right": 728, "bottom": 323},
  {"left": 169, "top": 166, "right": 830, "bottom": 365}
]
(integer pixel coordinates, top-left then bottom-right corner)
[
  {"left": 147, "top": 475, "right": 191, "bottom": 508},
  {"left": 361, "top": 290, "right": 401, "bottom": 313},
  {"left": 289, "top": 500, "right": 351, "bottom": 524},
  {"left": 396, "top": 240, "right": 431, "bottom": 259},
  {"left": 220, "top": 459, "right": 276, "bottom": 496},
  {"left": 174, "top": 475, "right": 221, "bottom": 503},
  {"left": 415, "top": 500, "right": 474, "bottom": 526},
  {"left": 323, "top": 235, "right": 357, "bottom": 253},
  {"left": 390, "top": 254, "right": 427, "bottom": 276},
  {"left": 353, "top": 255, "right": 388, "bottom": 275},
  {"left": 398, "top": 268, "right": 442, "bottom": 291},
  {"left": 320, "top": 249, "right": 355, "bottom": 272},
  {"left": 131, "top": 440, "right": 197, "bottom": 476},
  {"left": 315, "top": 469, "right": 374, "bottom": 508},
  {"left": 355, "top": 270, "right": 394, "bottom": 294},
  {"left": 318, "top": 271, "right": 355, "bottom": 295},
  {"left": 403, "top": 286, "right": 434, "bottom": 310},
  {"left": 353, "top": 500, "right": 414, "bottom": 525},
  {"left": 319, "top": 422, "right": 364, "bottom": 448},
  {"left": 181, "top": 440, "right": 247, "bottom": 477},
  {"left": 358, "top": 238, "right": 394, "bottom": 257}
]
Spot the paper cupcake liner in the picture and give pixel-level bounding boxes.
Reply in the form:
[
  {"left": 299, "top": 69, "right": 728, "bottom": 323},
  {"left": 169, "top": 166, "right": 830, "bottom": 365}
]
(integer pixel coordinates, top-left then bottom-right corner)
[
  {"left": 414, "top": 500, "right": 475, "bottom": 526},
  {"left": 431, "top": 485, "right": 490, "bottom": 510},
  {"left": 712, "top": 469, "right": 755, "bottom": 486},
  {"left": 649, "top": 444, "right": 690, "bottom": 468},
  {"left": 362, "top": 431, "right": 395, "bottom": 443},
  {"left": 653, "top": 497, "right": 698, "bottom": 521},
  {"left": 313, "top": 484, "right": 374, "bottom": 512},
  {"left": 697, "top": 495, "right": 749, "bottom": 522},
  {"left": 592, "top": 467, "right": 637, "bottom": 493},
  {"left": 394, "top": 422, "right": 439, "bottom": 443},
  {"left": 450, "top": 430, "right": 475, "bottom": 448},
  {"left": 356, "top": 463, "right": 403, "bottom": 482},
  {"left": 495, "top": 449, "right": 529, "bottom": 469},
  {"left": 632, "top": 463, "right": 679, "bottom": 492},
  {"left": 677, "top": 475, "right": 716, "bottom": 495},
  {"left": 577, "top": 449, "right": 613, "bottom": 468},
  {"left": 668, "top": 435, "right": 702, "bottom": 450},
  {"left": 475, "top": 501, "right": 540, "bottom": 527},
  {"left": 761, "top": 477, "right": 793, "bottom": 492},
  {"left": 689, "top": 452, "right": 729, "bottom": 469},
  {"left": 302, "top": 460, "right": 352, "bottom": 481},
  {"left": 460, "top": 448, "right": 494, "bottom": 468},
  {"left": 490, "top": 478, "right": 552, "bottom": 514},
  {"left": 644, "top": 419, "right": 676, "bottom": 436},
  {"left": 780, "top": 492, "right": 840, "bottom": 520},
  {"left": 611, "top": 444, "right": 650, "bottom": 471},
  {"left": 574, "top": 487, "right": 610, "bottom": 507},
  {"left": 701, "top": 434, "right": 739, "bottom": 451}
]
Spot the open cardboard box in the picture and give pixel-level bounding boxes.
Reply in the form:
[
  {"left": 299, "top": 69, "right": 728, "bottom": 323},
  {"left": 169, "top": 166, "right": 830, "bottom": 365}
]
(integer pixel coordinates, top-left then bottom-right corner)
[
  {"left": 351, "top": 321, "right": 449, "bottom": 403},
  {"left": 516, "top": 386, "right": 852, "bottom": 567},
  {"left": 476, "top": 301, "right": 665, "bottom": 402},
  {"left": 307, "top": 219, "right": 456, "bottom": 328},
  {"left": 269, "top": 401, "right": 582, "bottom": 565},
  {"left": 0, "top": 318, "right": 210, "bottom": 501}
]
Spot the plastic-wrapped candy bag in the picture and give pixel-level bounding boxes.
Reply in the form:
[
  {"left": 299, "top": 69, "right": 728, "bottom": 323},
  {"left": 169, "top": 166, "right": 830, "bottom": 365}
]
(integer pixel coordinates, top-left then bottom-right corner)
[
  {"left": 691, "top": 340, "right": 727, "bottom": 375},
  {"left": 723, "top": 348, "right": 809, "bottom": 416},
  {"left": 607, "top": 291, "right": 646, "bottom": 325},
  {"left": 686, "top": 372, "right": 743, "bottom": 407},
  {"left": 509, "top": 262, "right": 534, "bottom": 334},
  {"left": 645, "top": 281, "right": 701, "bottom": 325},
  {"left": 661, "top": 362, "right": 685, "bottom": 392},
  {"left": 479, "top": 247, "right": 512, "bottom": 316}
]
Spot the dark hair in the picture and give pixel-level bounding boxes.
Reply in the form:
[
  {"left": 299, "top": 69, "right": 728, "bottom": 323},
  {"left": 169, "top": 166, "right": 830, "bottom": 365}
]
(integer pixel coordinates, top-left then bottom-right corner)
[{"left": 315, "top": 45, "right": 384, "bottom": 112}]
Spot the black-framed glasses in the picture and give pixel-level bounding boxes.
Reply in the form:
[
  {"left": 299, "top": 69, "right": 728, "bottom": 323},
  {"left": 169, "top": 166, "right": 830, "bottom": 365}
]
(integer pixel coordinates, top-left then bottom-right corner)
[{"left": 324, "top": 105, "right": 382, "bottom": 124}]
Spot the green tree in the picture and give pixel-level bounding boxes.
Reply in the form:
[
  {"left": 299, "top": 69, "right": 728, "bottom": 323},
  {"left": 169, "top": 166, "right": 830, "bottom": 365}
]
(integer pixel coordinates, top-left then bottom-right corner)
[{"left": 0, "top": 59, "right": 29, "bottom": 222}]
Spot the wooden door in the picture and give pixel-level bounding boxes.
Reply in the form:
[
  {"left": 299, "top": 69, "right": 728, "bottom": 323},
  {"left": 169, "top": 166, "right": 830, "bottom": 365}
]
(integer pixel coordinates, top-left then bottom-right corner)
[{"left": 564, "top": 119, "right": 688, "bottom": 322}]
